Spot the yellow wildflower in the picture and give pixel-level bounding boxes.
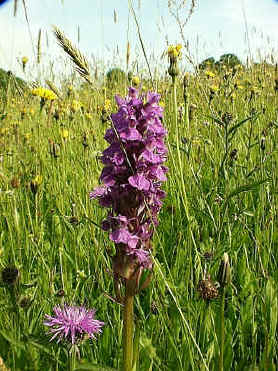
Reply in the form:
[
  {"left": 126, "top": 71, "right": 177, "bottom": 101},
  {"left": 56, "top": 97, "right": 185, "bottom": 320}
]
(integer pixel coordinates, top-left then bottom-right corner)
[
  {"left": 132, "top": 76, "right": 140, "bottom": 86},
  {"left": 142, "top": 85, "right": 147, "bottom": 92},
  {"left": 104, "top": 99, "right": 111, "bottom": 112},
  {"left": 234, "top": 81, "right": 244, "bottom": 90},
  {"left": 210, "top": 85, "right": 219, "bottom": 93},
  {"left": 167, "top": 44, "right": 182, "bottom": 59},
  {"left": 0, "top": 128, "right": 8, "bottom": 136},
  {"left": 60, "top": 128, "right": 69, "bottom": 139},
  {"left": 251, "top": 86, "right": 260, "bottom": 95},
  {"left": 205, "top": 70, "right": 215, "bottom": 78},
  {"left": 30, "top": 175, "right": 43, "bottom": 194},
  {"left": 230, "top": 92, "right": 236, "bottom": 101},
  {"left": 23, "top": 133, "right": 31, "bottom": 141},
  {"left": 22, "top": 56, "right": 28, "bottom": 64},
  {"left": 85, "top": 113, "right": 92, "bottom": 120},
  {"left": 33, "top": 175, "right": 43, "bottom": 186},
  {"left": 32, "top": 87, "right": 57, "bottom": 101},
  {"left": 71, "top": 100, "right": 82, "bottom": 113},
  {"left": 234, "top": 64, "right": 242, "bottom": 71}
]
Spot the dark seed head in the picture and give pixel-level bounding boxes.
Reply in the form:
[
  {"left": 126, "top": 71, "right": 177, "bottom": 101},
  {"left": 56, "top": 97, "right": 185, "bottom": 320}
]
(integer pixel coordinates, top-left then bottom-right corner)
[
  {"left": 197, "top": 276, "right": 218, "bottom": 301},
  {"left": 18, "top": 296, "right": 31, "bottom": 308},
  {"left": 69, "top": 216, "right": 79, "bottom": 225},
  {"left": 151, "top": 301, "right": 159, "bottom": 315},
  {"left": 2, "top": 267, "right": 20, "bottom": 285},
  {"left": 11, "top": 176, "right": 20, "bottom": 188},
  {"left": 203, "top": 251, "right": 214, "bottom": 261},
  {"left": 230, "top": 148, "right": 238, "bottom": 161},
  {"left": 56, "top": 289, "right": 65, "bottom": 297},
  {"left": 222, "top": 112, "right": 233, "bottom": 125}
]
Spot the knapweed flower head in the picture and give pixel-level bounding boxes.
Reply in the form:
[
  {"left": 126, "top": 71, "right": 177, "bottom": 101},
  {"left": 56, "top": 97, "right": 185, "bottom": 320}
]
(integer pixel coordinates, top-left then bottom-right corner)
[
  {"left": 90, "top": 87, "right": 168, "bottom": 279},
  {"left": 44, "top": 304, "right": 104, "bottom": 345}
]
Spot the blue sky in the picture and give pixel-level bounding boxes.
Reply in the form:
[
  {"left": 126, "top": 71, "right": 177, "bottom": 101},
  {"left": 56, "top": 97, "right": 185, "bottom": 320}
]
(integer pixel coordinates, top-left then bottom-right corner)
[{"left": 0, "top": 0, "right": 278, "bottom": 80}]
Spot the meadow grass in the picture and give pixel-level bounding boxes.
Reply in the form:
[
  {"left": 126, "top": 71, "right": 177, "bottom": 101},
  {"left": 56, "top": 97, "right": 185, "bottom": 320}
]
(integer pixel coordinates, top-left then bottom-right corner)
[{"left": 0, "top": 60, "right": 277, "bottom": 371}]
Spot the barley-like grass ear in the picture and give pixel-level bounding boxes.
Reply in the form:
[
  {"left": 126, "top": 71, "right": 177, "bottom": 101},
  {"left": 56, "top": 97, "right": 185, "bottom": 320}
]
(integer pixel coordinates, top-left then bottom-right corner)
[
  {"left": 37, "top": 29, "right": 42, "bottom": 65},
  {"left": 45, "top": 80, "right": 62, "bottom": 100},
  {"left": 53, "top": 26, "right": 92, "bottom": 85},
  {"left": 14, "top": 0, "right": 18, "bottom": 17}
]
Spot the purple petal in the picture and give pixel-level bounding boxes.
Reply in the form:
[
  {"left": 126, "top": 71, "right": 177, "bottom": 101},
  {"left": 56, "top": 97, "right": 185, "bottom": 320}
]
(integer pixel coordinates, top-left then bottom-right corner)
[{"left": 128, "top": 173, "right": 150, "bottom": 191}]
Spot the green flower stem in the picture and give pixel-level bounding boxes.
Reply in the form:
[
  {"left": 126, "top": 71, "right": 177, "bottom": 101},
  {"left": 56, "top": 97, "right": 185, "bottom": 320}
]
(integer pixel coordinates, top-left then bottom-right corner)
[
  {"left": 219, "top": 287, "right": 226, "bottom": 371},
  {"left": 184, "top": 92, "right": 190, "bottom": 126},
  {"left": 69, "top": 346, "right": 77, "bottom": 371},
  {"left": 171, "top": 76, "right": 191, "bottom": 222},
  {"left": 123, "top": 281, "right": 134, "bottom": 371},
  {"left": 132, "top": 322, "right": 140, "bottom": 371}
]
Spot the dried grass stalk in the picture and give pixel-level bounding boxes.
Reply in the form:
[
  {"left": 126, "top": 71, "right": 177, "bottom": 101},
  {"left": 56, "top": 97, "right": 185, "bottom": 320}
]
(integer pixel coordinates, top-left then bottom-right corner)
[
  {"left": 14, "top": 0, "right": 18, "bottom": 17},
  {"left": 37, "top": 29, "right": 42, "bottom": 64}
]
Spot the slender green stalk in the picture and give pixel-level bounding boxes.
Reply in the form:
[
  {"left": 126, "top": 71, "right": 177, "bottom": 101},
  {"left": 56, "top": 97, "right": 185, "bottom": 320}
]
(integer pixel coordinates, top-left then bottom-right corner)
[
  {"left": 184, "top": 92, "right": 190, "bottom": 127},
  {"left": 123, "top": 282, "right": 134, "bottom": 371},
  {"left": 219, "top": 287, "right": 226, "bottom": 371},
  {"left": 132, "top": 322, "right": 140, "bottom": 371},
  {"left": 172, "top": 76, "right": 191, "bottom": 223},
  {"left": 69, "top": 345, "right": 77, "bottom": 371}
]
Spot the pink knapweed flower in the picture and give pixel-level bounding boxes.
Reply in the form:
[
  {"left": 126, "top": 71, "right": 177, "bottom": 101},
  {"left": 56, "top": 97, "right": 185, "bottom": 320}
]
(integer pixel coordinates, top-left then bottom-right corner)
[{"left": 44, "top": 304, "right": 105, "bottom": 344}]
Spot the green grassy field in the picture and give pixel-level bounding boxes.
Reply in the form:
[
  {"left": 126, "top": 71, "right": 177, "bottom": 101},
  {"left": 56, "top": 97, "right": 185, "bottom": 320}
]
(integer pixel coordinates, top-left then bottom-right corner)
[{"left": 0, "top": 58, "right": 277, "bottom": 370}]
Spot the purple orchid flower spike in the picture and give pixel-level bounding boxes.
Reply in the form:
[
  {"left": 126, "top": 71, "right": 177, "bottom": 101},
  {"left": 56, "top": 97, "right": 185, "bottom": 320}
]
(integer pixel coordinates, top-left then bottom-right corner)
[{"left": 90, "top": 87, "right": 168, "bottom": 298}]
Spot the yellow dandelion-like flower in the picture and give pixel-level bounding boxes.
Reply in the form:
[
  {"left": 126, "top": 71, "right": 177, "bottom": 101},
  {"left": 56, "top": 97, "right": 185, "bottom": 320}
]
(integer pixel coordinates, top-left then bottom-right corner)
[
  {"left": 33, "top": 175, "right": 43, "bottom": 186},
  {"left": 23, "top": 133, "right": 31, "bottom": 141},
  {"left": 0, "top": 128, "right": 9, "bottom": 136},
  {"left": 205, "top": 70, "right": 215, "bottom": 78},
  {"left": 167, "top": 44, "right": 182, "bottom": 59},
  {"left": 142, "top": 84, "right": 148, "bottom": 92},
  {"left": 85, "top": 113, "right": 92, "bottom": 120},
  {"left": 234, "top": 81, "right": 244, "bottom": 90},
  {"left": 32, "top": 87, "right": 57, "bottom": 101},
  {"left": 160, "top": 101, "right": 165, "bottom": 108},
  {"left": 22, "top": 56, "right": 28, "bottom": 64},
  {"left": 71, "top": 100, "right": 82, "bottom": 113},
  {"left": 60, "top": 128, "right": 69, "bottom": 139},
  {"left": 230, "top": 92, "right": 236, "bottom": 101},
  {"left": 210, "top": 84, "right": 219, "bottom": 93},
  {"left": 104, "top": 99, "right": 111, "bottom": 112},
  {"left": 234, "top": 64, "right": 242, "bottom": 71},
  {"left": 132, "top": 76, "right": 140, "bottom": 86},
  {"left": 251, "top": 86, "right": 260, "bottom": 95}
]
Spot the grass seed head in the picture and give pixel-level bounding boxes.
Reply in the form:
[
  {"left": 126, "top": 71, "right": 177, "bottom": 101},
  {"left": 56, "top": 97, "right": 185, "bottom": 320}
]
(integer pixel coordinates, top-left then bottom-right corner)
[{"left": 2, "top": 267, "right": 20, "bottom": 286}]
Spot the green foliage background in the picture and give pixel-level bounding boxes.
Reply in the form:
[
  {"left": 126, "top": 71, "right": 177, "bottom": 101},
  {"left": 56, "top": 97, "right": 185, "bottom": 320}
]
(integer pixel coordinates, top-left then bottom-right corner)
[{"left": 0, "top": 60, "right": 277, "bottom": 370}]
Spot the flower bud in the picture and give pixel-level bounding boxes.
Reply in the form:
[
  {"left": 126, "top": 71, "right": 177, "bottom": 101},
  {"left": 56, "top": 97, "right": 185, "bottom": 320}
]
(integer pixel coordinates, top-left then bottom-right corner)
[{"left": 217, "top": 253, "right": 231, "bottom": 287}]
